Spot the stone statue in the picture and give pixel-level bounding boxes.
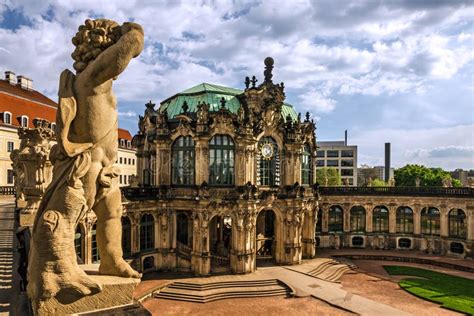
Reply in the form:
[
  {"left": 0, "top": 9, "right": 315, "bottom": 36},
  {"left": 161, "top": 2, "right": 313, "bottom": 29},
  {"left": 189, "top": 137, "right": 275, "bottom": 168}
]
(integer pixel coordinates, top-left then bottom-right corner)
[{"left": 27, "top": 18, "right": 144, "bottom": 308}]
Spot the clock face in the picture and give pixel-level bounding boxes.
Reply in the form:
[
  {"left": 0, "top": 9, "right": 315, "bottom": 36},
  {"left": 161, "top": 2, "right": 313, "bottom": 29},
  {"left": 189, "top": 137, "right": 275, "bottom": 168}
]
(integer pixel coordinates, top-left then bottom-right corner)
[{"left": 261, "top": 143, "right": 274, "bottom": 159}]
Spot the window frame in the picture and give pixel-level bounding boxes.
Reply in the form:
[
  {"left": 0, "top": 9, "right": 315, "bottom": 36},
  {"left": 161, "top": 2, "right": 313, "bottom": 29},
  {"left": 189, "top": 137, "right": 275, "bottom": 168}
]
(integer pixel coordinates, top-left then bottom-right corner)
[
  {"left": 301, "top": 144, "right": 312, "bottom": 185},
  {"left": 208, "top": 134, "right": 235, "bottom": 186},
  {"left": 172, "top": 136, "right": 196, "bottom": 186}
]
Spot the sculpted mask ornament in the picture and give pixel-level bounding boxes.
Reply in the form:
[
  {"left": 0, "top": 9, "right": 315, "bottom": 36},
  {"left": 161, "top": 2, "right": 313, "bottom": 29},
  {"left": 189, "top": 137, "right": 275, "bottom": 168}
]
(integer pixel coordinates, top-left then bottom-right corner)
[{"left": 27, "top": 18, "right": 144, "bottom": 308}]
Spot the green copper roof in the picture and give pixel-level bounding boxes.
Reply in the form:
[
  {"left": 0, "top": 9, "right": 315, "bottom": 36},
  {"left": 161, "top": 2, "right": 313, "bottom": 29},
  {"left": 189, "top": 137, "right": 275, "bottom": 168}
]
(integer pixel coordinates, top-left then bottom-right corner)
[{"left": 160, "top": 82, "right": 297, "bottom": 122}]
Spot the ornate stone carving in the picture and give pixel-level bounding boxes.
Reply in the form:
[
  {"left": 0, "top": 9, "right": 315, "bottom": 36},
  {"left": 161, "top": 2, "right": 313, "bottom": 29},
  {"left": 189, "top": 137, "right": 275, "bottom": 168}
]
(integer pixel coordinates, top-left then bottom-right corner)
[
  {"left": 11, "top": 119, "right": 55, "bottom": 217},
  {"left": 27, "top": 18, "right": 144, "bottom": 310}
]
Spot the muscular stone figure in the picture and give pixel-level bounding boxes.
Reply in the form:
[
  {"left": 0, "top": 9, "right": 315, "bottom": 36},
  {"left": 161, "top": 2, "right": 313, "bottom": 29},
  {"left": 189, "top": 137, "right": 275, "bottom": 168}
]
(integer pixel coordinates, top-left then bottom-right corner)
[{"left": 27, "top": 19, "right": 144, "bottom": 307}]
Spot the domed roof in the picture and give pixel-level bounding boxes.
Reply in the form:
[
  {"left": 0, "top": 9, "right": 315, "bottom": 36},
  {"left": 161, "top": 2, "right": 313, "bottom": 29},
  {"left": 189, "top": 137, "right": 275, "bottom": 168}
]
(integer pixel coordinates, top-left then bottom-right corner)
[{"left": 159, "top": 82, "right": 298, "bottom": 122}]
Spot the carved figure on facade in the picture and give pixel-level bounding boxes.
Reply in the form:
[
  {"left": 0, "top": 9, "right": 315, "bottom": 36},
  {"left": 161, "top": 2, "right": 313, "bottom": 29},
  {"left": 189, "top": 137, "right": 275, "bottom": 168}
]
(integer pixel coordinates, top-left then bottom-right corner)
[
  {"left": 27, "top": 18, "right": 144, "bottom": 308},
  {"left": 11, "top": 119, "right": 55, "bottom": 216}
]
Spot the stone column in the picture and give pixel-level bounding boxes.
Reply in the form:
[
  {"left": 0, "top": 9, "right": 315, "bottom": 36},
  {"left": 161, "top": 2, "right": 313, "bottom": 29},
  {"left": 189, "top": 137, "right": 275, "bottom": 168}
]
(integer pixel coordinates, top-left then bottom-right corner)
[
  {"left": 440, "top": 205, "right": 449, "bottom": 237},
  {"left": 279, "top": 207, "right": 303, "bottom": 265},
  {"left": 467, "top": 209, "right": 473, "bottom": 241},
  {"left": 343, "top": 203, "right": 351, "bottom": 233},
  {"left": 302, "top": 205, "right": 317, "bottom": 258},
  {"left": 195, "top": 138, "right": 209, "bottom": 185},
  {"left": 191, "top": 211, "right": 211, "bottom": 275},
  {"left": 230, "top": 207, "right": 257, "bottom": 274},
  {"left": 388, "top": 204, "right": 397, "bottom": 234},
  {"left": 322, "top": 204, "right": 329, "bottom": 233},
  {"left": 366, "top": 204, "right": 373, "bottom": 233},
  {"left": 413, "top": 204, "right": 421, "bottom": 235},
  {"left": 156, "top": 142, "right": 171, "bottom": 185}
]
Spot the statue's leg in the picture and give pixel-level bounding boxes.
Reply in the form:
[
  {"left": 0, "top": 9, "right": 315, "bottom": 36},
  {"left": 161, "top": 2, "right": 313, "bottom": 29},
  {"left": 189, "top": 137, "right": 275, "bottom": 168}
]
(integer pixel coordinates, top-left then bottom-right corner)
[{"left": 93, "top": 178, "right": 141, "bottom": 278}]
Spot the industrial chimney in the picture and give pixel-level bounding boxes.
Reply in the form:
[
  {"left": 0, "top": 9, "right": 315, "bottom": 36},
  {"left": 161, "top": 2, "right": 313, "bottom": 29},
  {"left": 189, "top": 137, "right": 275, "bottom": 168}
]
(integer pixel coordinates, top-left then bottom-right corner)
[
  {"left": 385, "top": 143, "right": 391, "bottom": 182},
  {"left": 344, "top": 130, "right": 348, "bottom": 146}
]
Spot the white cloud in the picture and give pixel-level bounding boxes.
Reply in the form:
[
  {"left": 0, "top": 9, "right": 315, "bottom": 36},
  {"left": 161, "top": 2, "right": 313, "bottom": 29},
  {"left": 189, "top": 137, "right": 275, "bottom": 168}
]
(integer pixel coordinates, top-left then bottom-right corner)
[{"left": 298, "top": 89, "right": 336, "bottom": 113}]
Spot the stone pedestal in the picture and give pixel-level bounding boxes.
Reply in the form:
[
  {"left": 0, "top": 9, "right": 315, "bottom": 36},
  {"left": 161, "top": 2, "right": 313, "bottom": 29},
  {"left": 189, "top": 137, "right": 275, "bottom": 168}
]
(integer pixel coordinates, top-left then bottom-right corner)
[
  {"left": 19, "top": 212, "right": 36, "bottom": 227},
  {"left": 33, "top": 273, "right": 140, "bottom": 316}
]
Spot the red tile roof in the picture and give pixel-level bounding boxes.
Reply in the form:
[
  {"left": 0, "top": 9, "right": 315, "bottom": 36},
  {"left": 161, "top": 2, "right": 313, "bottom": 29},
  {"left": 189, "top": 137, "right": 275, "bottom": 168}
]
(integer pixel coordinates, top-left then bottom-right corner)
[
  {"left": 0, "top": 79, "right": 134, "bottom": 147},
  {"left": 118, "top": 128, "right": 133, "bottom": 141},
  {"left": 0, "top": 80, "right": 57, "bottom": 128}
]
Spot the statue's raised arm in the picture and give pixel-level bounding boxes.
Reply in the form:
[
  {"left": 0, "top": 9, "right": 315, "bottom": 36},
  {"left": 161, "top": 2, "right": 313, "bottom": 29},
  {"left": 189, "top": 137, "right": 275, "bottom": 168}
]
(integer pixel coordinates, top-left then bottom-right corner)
[{"left": 72, "top": 19, "right": 144, "bottom": 86}]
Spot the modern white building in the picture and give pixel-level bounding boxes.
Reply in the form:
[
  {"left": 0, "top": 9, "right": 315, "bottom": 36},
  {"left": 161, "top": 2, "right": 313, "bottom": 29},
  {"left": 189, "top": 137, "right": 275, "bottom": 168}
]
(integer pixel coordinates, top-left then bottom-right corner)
[{"left": 317, "top": 137, "right": 358, "bottom": 186}]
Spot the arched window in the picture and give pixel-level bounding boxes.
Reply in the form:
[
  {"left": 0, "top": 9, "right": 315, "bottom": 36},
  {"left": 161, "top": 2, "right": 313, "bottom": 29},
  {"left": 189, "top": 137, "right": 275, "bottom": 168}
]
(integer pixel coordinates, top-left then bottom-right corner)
[
  {"left": 20, "top": 115, "right": 28, "bottom": 128},
  {"left": 172, "top": 136, "right": 195, "bottom": 185},
  {"left": 301, "top": 144, "right": 312, "bottom": 185},
  {"left": 396, "top": 206, "right": 413, "bottom": 234},
  {"left": 421, "top": 207, "right": 440, "bottom": 236},
  {"left": 122, "top": 216, "right": 132, "bottom": 258},
  {"left": 373, "top": 206, "right": 389, "bottom": 233},
  {"left": 140, "top": 214, "right": 154, "bottom": 251},
  {"left": 449, "top": 209, "right": 467, "bottom": 239},
  {"left": 328, "top": 205, "right": 343, "bottom": 233},
  {"left": 257, "top": 137, "right": 280, "bottom": 186},
  {"left": 350, "top": 206, "right": 366, "bottom": 233},
  {"left": 91, "top": 223, "right": 100, "bottom": 263},
  {"left": 3, "top": 112, "right": 11, "bottom": 124},
  {"left": 74, "top": 225, "right": 83, "bottom": 264},
  {"left": 209, "top": 135, "right": 235, "bottom": 186}
]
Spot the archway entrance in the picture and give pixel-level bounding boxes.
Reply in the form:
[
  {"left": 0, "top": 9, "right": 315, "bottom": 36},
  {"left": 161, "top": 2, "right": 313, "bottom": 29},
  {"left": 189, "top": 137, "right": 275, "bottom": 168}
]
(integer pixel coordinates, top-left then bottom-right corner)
[
  {"left": 256, "top": 209, "right": 276, "bottom": 266},
  {"left": 176, "top": 212, "right": 193, "bottom": 258},
  {"left": 209, "top": 215, "right": 232, "bottom": 273}
]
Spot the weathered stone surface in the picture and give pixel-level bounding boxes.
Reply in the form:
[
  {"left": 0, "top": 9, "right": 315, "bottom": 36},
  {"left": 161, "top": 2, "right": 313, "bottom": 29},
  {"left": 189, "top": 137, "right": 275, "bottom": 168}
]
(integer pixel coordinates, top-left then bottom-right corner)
[
  {"left": 34, "top": 275, "right": 140, "bottom": 316},
  {"left": 27, "top": 18, "right": 144, "bottom": 314}
]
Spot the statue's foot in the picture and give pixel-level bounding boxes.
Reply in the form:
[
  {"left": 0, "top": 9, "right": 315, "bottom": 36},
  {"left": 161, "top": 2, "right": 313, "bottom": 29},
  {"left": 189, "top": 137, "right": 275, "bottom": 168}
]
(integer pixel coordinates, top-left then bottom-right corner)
[
  {"left": 59, "top": 271, "right": 102, "bottom": 297},
  {"left": 99, "top": 258, "right": 142, "bottom": 279}
]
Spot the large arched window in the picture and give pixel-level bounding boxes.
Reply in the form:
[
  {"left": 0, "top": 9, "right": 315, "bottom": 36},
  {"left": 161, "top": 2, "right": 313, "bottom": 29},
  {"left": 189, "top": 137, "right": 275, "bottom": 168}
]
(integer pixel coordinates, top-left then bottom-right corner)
[
  {"left": 140, "top": 214, "right": 155, "bottom": 251},
  {"left": 373, "top": 206, "right": 389, "bottom": 233},
  {"left": 421, "top": 207, "right": 440, "bottom": 236},
  {"left": 257, "top": 137, "right": 280, "bottom": 186},
  {"left": 122, "top": 216, "right": 132, "bottom": 258},
  {"left": 172, "top": 136, "right": 195, "bottom": 185},
  {"left": 350, "top": 206, "right": 366, "bottom": 233},
  {"left": 91, "top": 223, "right": 100, "bottom": 263},
  {"left": 449, "top": 209, "right": 467, "bottom": 239},
  {"left": 209, "top": 135, "right": 235, "bottom": 186},
  {"left": 396, "top": 206, "right": 413, "bottom": 234},
  {"left": 301, "top": 144, "right": 312, "bottom": 185},
  {"left": 328, "top": 205, "right": 343, "bottom": 233},
  {"left": 74, "top": 225, "right": 83, "bottom": 264}
]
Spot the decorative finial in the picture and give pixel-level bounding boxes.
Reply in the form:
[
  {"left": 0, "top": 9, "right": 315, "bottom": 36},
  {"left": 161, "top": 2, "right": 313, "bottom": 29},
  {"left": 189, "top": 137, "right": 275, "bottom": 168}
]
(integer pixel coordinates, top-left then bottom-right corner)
[
  {"left": 305, "top": 112, "right": 310, "bottom": 122},
  {"left": 245, "top": 76, "right": 250, "bottom": 89},
  {"left": 145, "top": 100, "right": 155, "bottom": 109},
  {"left": 220, "top": 97, "right": 226, "bottom": 109},
  {"left": 251, "top": 75, "right": 258, "bottom": 88},
  {"left": 182, "top": 101, "right": 188, "bottom": 114},
  {"left": 297, "top": 112, "right": 301, "bottom": 122},
  {"left": 264, "top": 57, "right": 274, "bottom": 83},
  {"left": 280, "top": 82, "right": 284, "bottom": 90}
]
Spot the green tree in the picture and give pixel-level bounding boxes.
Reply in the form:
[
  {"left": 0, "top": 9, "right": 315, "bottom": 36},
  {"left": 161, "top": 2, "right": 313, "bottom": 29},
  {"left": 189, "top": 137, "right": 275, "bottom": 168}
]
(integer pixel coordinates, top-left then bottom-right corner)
[
  {"left": 370, "top": 179, "right": 387, "bottom": 187},
  {"left": 316, "top": 167, "right": 341, "bottom": 186},
  {"left": 394, "top": 164, "right": 461, "bottom": 187}
]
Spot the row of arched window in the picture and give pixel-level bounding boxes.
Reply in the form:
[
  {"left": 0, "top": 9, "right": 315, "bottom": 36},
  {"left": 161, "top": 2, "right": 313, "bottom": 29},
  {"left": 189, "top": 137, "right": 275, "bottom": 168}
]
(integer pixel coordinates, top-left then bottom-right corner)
[
  {"left": 74, "top": 214, "right": 155, "bottom": 263},
  {"left": 318, "top": 206, "right": 467, "bottom": 239},
  {"left": 171, "top": 135, "right": 313, "bottom": 187}
]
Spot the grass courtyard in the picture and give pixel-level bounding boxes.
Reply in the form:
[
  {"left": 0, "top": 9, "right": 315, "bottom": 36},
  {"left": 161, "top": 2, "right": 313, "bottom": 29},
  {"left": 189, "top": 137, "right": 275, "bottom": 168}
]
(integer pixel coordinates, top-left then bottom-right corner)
[{"left": 384, "top": 265, "right": 474, "bottom": 314}]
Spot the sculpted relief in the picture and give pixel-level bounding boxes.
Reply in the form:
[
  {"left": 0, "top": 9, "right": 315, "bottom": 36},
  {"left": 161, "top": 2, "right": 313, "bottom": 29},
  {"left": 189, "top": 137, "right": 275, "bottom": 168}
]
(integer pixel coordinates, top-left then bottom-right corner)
[{"left": 27, "top": 19, "right": 144, "bottom": 307}]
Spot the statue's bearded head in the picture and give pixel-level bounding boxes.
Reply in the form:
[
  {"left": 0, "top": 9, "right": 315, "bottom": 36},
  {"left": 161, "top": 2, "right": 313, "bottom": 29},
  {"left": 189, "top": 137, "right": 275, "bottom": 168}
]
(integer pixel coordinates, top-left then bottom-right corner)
[{"left": 71, "top": 19, "right": 121, "bottom": 73}]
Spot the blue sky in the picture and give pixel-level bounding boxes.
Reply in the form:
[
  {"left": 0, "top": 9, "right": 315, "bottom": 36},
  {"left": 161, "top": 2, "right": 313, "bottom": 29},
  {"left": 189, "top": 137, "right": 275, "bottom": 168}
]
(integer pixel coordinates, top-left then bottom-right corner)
[{"left": 0, "top": 0, "right": 473, "bottom": 170}]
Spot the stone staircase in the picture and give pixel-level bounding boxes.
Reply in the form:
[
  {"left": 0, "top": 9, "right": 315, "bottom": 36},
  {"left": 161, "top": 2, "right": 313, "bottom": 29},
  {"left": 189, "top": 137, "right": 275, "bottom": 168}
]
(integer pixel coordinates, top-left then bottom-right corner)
[
  {"left": 153, "top": 279, "right": 293, "bottom": 303},
  {"left": 306, "top": 258, "right": 356, "bottom": 282}
]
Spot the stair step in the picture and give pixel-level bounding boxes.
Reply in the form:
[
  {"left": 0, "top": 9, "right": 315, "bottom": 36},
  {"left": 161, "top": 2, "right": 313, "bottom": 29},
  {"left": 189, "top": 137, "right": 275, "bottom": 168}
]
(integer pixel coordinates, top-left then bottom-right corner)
[{"left": 154, "top": 289, "right": 289, "bottom": 303}]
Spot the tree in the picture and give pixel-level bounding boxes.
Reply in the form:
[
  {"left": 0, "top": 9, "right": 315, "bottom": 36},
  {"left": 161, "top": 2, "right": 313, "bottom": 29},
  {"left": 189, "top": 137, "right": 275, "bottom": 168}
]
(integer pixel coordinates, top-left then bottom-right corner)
[
  {"left": 316, "top": 167, "right": 341, "bottom": 186},
  {"left": 358, "top": 167, "right": 380, "bottom": 186},
  {"left": 394, "top": 164, "right": 461, "bottom": 187},
  {"left": 370, "top": 179, "right": 387, "bottom": 187}
]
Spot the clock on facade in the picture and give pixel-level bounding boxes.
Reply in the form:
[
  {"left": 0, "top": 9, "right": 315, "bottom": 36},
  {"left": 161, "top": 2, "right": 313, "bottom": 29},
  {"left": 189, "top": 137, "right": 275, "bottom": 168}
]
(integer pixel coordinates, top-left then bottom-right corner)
[{"left": 260, "top": 142, "right": 274, "bottom": 160}]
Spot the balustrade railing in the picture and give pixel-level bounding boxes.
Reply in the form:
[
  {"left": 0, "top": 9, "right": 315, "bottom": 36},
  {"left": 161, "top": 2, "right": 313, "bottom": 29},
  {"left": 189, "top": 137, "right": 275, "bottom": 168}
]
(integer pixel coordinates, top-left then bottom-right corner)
[
  {"left": 0, "top": 186, "right": 15, "bottom": 195},
  {"left": 121, "top": 185, "right": 474, "bottom": 201},
  {"left": 318, "top": 186, "right": 474, "bottom": 198},
  {"left": 210, "top": 254, "right": 230, "bottom": 266},
  {"left": 177, "top": 241, "right": 192, "bottom": 255}
]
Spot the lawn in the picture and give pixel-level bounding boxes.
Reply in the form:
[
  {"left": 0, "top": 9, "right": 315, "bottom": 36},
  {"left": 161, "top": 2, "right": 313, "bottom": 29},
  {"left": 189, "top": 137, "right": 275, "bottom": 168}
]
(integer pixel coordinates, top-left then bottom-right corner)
[{"left": 384, "top": 265, "right": 474, "bottom": 315}]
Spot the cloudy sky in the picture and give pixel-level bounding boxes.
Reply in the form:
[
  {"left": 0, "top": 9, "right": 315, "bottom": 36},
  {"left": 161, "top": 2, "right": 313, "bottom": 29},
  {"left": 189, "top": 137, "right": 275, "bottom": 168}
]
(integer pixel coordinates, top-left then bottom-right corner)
[{"left": 1, "top": 0, "right": 473, "bottom": 170}]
